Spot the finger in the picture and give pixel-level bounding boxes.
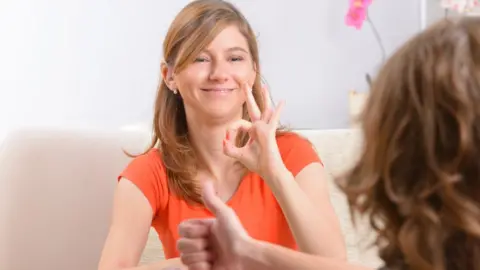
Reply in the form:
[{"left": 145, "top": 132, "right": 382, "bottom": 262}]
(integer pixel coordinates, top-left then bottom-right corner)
[
  {"left": 225, "top": 119, "right": 252, "bottom": 144},
  {"left": 245, "top": 83, "right": 262, "bottom": 121},
  {"left": 223, "top": 119, "right": 253, "bottom": 159},
  {"left": 269, "top": 100, "right": 285, "bottom": 126},
  {"left": 202, "top": 181, "right": 230, "bottom": 216},
  {"left": 179, "top": 218, "right": 215, "bottom": 227},
  {"left": 225, "top": 127, "right": 239, "bottom": 147},
  {"left": 177, "top": 237, "right": 210, "bottom": 253},
  {"left": 261, "top": 85, "right": 273, "bottom": 121},
  {"left": 223, "top": 141, "right": 246, "bottom": 161},
  {"left": 178, "top": 219, "right": 214, "bottom": 238},
  {"left": 233, "top": 76, "right": 261, "bottom": 121},
  {"left": 262, "top": 108, "right": 273, "bottom": 122},
  {"left": 180, "top": 250, "right": 215, "bottom": 266},
  {"left": 228, "top": 119, "right": 253, "bottom": 131},
  {"left": 182, "top": 261, "right": 212, "bottom": 270}
]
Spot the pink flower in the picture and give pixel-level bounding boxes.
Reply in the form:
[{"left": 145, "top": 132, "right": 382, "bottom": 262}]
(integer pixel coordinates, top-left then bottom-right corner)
[
  {"left": 345, "top": 7, "right": 367, "bottom": 29},
  {"left": 345, "top": 0, "right": 373, "bottom": 29},
  {"left": 352, "top": 0, "right": 373, "bottom": 7}
]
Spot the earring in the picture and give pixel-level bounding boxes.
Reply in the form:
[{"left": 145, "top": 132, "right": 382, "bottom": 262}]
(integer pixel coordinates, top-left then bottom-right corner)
[{"left": 173, "top": 89, "right": 178, "bottom": 94}]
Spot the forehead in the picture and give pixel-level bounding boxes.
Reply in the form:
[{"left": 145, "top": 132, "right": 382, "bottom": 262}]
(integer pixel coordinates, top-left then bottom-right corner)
[{"left": 204, "top": 25, "right": 250, "bottom": 52}]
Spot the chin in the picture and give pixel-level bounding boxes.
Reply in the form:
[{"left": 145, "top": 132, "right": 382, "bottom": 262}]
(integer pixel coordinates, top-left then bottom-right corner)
[{"left": 203, "top": 106, "right": 243, "bottom": 122}]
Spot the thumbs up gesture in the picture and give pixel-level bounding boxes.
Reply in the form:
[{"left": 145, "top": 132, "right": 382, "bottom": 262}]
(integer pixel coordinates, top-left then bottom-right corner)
[{"left": 177, "top": 181, "right": 251, "bottom": 270}]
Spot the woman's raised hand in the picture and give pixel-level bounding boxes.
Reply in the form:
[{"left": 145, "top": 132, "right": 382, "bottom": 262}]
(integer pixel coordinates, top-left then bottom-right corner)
[{"left": 223, "top": 79, "right": 286, "bottom": 181}]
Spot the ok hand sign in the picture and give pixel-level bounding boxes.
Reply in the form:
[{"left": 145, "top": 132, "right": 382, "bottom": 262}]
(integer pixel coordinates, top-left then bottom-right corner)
[{"left": 223, "top": 79, "right": 286, "bottom": 182}]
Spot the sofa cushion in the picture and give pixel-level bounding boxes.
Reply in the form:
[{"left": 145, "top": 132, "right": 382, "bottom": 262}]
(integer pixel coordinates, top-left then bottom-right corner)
[
  {"left": 0, "top": 128, "right": 139, "bottom": 270},
  {"left": 300, "top": 129, "right": 381, "bottom": 268}
]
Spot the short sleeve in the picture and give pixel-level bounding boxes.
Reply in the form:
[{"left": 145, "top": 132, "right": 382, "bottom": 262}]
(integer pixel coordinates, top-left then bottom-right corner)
[
  {"left": 276, "top": 132, "right": 323, "bottom": 177},
  {"left": 118, "top": 149, "right": 168, "bottom": 216}
]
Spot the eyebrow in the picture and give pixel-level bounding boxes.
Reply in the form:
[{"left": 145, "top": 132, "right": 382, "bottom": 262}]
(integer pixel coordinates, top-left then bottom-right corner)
[
  {"left": 202, "top": 47, "right": 249, "bottom": 54},
  {"left": 226, "top": 47, "right": 249, "bottom": 53}
]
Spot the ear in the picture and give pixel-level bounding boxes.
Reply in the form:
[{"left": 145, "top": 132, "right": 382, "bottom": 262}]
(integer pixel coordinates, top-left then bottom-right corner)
[{"left": 161, "top": 62, "right": 177, "bottom": 91}]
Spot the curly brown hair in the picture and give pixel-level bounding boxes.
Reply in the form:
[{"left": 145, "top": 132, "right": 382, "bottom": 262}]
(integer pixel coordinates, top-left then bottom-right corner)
[{"left": 339, "top": 17, "right": 480, "bottom": 270}]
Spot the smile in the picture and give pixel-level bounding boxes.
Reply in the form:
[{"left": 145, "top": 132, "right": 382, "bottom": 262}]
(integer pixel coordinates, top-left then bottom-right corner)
[{"left": 201, "top": 88, "right": 235, "bottom": 92}]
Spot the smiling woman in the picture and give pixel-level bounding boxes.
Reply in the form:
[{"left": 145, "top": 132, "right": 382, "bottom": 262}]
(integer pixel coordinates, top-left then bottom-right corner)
[
  {"left": 167, "top": 24, "right": 256, "bottom": 125},
  {"left": 97, "top": 0, "right": 346, "bottom": 269}
]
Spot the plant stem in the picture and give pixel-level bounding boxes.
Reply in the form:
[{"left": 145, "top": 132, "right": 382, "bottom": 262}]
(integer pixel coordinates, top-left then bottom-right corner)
[{"left": 366, "top": 13, "right": 386, "bottom": 63}]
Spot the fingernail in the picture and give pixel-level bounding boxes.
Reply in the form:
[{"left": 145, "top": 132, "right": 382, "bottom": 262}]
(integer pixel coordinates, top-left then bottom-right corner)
[{"left": 225, "top": 130, "right": 230, "bottom": 140}]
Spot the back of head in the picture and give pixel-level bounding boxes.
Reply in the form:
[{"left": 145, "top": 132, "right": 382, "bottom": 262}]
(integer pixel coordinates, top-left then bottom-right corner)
[{"left": 341, "top": 17, "right": 480, "bottom": 270}]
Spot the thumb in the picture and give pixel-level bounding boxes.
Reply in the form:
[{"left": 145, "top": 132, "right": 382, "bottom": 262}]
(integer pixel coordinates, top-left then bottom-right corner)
[
  {"left": 202, "top": 181, "right": 230, "bottom": 216},
  {"left": 222, "top": 140, "right": 245, "bottom": 161}
]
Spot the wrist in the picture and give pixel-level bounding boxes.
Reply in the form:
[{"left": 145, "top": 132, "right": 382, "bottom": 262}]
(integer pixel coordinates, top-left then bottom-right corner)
[
  {"left": 264, "top": 166, "right": 294, "bottom": 190},
  {"left": 236, "top": 237, "right": 263, "bottom": 269}
]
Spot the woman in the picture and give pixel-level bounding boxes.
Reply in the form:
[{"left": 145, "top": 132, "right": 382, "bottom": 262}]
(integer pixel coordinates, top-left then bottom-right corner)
[
  {"left": 176, "top": 17, "right": 480, "bottom": 270},
  {"left": 98, "top": 0, "right": 345, "bottom": 269}
]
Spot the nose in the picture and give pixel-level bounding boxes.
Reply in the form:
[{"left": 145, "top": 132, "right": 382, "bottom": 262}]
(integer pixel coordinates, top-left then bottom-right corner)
[{"left": 208, "top": 60, "right": 229, "bottom": 82}]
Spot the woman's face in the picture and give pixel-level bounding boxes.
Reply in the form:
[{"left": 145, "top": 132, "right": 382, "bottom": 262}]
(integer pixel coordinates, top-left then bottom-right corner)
[{"left": 172, "top": 25, "right": 257, "bottom": 123}]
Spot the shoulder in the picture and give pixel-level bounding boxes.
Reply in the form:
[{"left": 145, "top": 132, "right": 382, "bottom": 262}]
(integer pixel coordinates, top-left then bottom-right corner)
[
  {"left": 118, "top": 148, "right": 169, "bottom": 214},
  {"left": 119, "top": 148, "right": 167, "bottom": 186},
  {"left": 276, "top": 131, "right": 314, "bottom": 149},
  {"left": 122, "top": 149, "right": 165, "bottom": 175},
  {"left": 275, "top": 131, "right": 323, "bottom": 176},
  {"left": 133, "top": 148, "right": 163, "bottom": 163},
  {"left": 275, "top": 131, "right": 319, "bottom": 160}
]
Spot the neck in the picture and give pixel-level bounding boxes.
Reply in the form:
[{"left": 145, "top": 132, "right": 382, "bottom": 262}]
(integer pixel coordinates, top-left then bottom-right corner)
[{"left": 186, "top": 112, "right": 242, "bottom": 181}]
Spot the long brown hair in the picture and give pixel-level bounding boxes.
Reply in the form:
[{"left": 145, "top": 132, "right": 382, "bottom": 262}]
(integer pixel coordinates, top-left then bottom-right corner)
[
  {"left": 339, "top": 18, "right": 480, "bottom": 270},
  {"left": 134, "top": 0, "right": 274, "bottom": 204}
]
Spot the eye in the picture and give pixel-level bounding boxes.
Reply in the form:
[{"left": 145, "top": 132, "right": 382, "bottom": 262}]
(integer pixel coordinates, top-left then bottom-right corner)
[
  {"left": 194, "top": 57, "right": 209, "bottom": 63},
  {"left": 230, "top": 56, "right": 244, "bottom": 62}
]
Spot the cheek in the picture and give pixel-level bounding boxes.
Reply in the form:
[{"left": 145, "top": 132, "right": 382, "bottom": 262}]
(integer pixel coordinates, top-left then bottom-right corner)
[
  {"left": 187, "top": 65, "right": 210, "bottom": 78},
  {"left": 231, "top": 64, "right": 256, "bottom": 83},
  {"left": 176, "top": 68, "right": 208, "bottom": 89}
]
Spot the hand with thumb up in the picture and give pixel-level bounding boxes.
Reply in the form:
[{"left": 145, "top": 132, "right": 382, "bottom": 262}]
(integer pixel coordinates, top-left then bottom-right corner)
[{"left": 176, "top": 181, "right": 251, "bottom": 270}]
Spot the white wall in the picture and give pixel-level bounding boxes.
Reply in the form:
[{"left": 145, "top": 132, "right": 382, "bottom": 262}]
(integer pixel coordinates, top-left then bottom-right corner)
[
  {"left": 422, "top": 0, "right": 453, "bottom": 28},
  {"left": 0, "top": 0, "right": 423, "bottom": 137},
  {"left": 421, "top": 0, "right": 480, "bottom": 29}
]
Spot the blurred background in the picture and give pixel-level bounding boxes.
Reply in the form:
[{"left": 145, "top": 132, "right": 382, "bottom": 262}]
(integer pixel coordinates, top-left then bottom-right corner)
[{"left": 0, "top": 0, "right": 454, "bottom": 139}]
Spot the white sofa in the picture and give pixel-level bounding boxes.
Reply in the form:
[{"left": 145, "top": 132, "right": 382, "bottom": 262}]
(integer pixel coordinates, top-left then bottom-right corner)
[{"left": 0, "top": 128, "right": 382, "bottom": 270}]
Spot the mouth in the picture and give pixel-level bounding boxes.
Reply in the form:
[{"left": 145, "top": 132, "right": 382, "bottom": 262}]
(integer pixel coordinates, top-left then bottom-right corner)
[{"left": 201, "top": 88, "right": 235, "bottom": 93}]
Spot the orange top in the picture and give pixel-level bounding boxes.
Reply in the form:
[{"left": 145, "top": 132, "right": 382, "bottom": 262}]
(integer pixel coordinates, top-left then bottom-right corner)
[{"left": 118, "top": 132, "right": 322, "bottom": 259}]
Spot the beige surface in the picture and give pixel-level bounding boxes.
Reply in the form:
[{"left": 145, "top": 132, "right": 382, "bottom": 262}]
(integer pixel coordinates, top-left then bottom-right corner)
[
  {"left": 0, "top": 128, "right": 381, "bottom": 270},
  {"left": 349, "top": 90, "right": 369, "bottom": 128},
  {"left": 0, "top": 129, "right": 144, "bottom": 270}
]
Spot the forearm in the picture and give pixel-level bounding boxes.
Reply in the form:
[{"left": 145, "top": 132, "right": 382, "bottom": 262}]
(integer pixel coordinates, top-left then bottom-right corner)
[
  {"left": 240, "top": 238, "right": 370, "bottom": 270},
  {"left": 267, "top": 168, "right": 345, "bottom": 258}
]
